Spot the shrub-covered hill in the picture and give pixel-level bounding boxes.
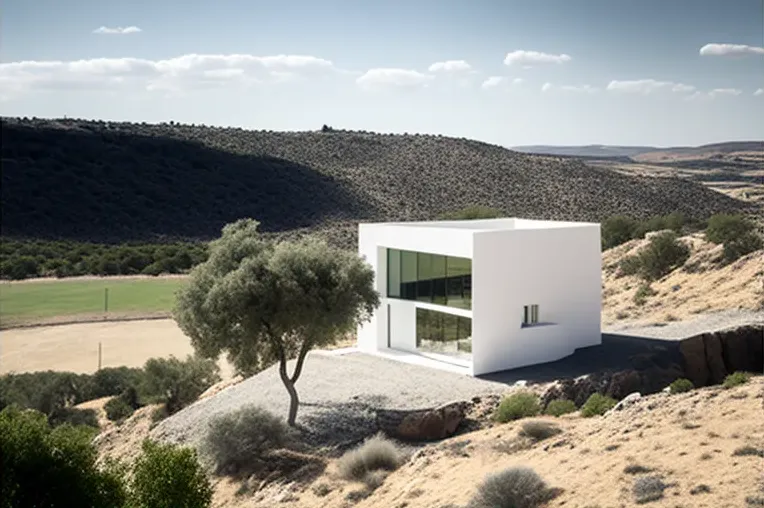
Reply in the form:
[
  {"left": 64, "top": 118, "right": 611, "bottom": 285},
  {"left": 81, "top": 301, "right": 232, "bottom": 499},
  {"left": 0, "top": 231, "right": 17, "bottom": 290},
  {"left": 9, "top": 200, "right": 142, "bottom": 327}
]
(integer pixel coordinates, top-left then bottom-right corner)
[{"left": 1, "top": 117, "right": 750, "bottom": 247}]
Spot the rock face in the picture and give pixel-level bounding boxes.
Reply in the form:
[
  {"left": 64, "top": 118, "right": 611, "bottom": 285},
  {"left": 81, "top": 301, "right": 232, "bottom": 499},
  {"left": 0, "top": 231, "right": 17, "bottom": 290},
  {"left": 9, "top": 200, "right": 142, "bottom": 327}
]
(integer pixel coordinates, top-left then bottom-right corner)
[
  {"left": 376, "top": 401, "right": 469, "bottom": 442},
  {"left": 679, "top": 325, "right": 763, "bottom": 387}
]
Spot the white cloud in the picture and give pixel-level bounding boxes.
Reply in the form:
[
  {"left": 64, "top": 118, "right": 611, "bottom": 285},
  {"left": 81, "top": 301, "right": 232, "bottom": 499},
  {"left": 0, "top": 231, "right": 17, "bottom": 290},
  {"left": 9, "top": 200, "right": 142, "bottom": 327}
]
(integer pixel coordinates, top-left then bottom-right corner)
[
  {"left": 481, "top": 76, "right": 505, "bottom": 89},
  {"left": 0, "top": 54, "right": 337, "bottom": 96},
  {"left": 542, "top": 83, "right": 597, "bottom": 94},
  {"left": 606, "top": 79, "right": 697, "bottom": 95},
  {"left": 754, "top": 88, "right": 764, "bottom": 96},
  {"left": 512, "top": 77, "right": 524, "bottom": 85},
  {"left": 356, "top": 68, "right": 433, "bottom": 90},
  {"left": 504, "top": 50, "right": 571, "bottom": 66},
  {"left": 708, "top": 88, "right": 742, "bottom": 97},
  {"left": 93, "top": 26, "right": 142, "bottom": 35},
  {"left": 699, "top": 43, "right": 764, "bottom": 57},
  {"left": 428, "top": 60, "right": 471, "bottom": 72}
]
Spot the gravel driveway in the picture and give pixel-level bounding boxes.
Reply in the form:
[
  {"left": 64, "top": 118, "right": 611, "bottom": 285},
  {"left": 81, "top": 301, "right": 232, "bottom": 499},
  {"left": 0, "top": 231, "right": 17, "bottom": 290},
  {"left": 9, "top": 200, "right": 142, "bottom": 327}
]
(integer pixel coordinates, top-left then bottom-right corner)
[{"left": 151, "top": 351, "right": 509, "bottom": 449}]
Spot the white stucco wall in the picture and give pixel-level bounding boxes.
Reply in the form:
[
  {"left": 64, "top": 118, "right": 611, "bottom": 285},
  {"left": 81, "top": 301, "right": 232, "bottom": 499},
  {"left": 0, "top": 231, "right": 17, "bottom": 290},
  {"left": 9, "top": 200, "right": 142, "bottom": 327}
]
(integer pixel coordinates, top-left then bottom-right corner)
[
  {"left": 357, "top": 219, "right": 602, "bottom": 376},
  {"left": 471, "top": 224, "right": 601, "bottom": 375}
]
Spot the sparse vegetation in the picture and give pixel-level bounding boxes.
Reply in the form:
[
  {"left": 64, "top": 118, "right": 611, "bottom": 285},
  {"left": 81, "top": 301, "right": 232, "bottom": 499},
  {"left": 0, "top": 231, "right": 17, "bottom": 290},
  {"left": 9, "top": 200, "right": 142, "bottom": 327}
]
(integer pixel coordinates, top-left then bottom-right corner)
[
  {"left": 468, "top": 466, "right": 557, "bottom": 508},
  {"left": 104, "top": 396, "right": 134, "bottom": 422},
  {"left": 621, "top": 231, "right": 691, "bottom": 281},
  {"left": 201, "top": 405, "right": 291, "bottom": 475},
  {"left": 494, "top": 392, "right": 541, "bottom": 423},
  {"left": 174, "top": 219, "right": 379, "bottom": 425},
  {"left": 723, "top": 371, "right": 752, "bottom": 389},
  {"left": 601, "top": 213, "right": 688, "bottom": 250},
  {"left": 733, "top": 445, "right": 764, "bottom": 458},
  {"left": 633, "top": 475, "right": 668, "bottom": 504},
  {"left": 690, "top": 484, "right": 712, "bottom": 495},
  {"left": 624, "top": 464, "right": 654, "bottom": 474},
  {"left": 129, "top": 440, "right": 213, "bottom": 508},
  {"left": 705, "top": 213, "right": 763, "bottom": 263},
  {"left": 141, "top": 355, "right": 220, "bottom": 416},
  {"left": 633, "top": 283, "right": 656, "bottom": 305},
  {"left": 519, "top": 420, "right": 562, "bottom": 441},
  {"left": 580, "top": 393, "right": 617, "bottom": 417},
  {"left": 669, "top": 378, "right": 694, "bottom": 394},
  {"left": 544, "top": 399, "right": 577, "bottom": 417},
  {"left": 438, "top": 205, "right": 503, "bottom": 221},
  {"left": 337, "top": 434, "right": 404, "bottom": 483}
]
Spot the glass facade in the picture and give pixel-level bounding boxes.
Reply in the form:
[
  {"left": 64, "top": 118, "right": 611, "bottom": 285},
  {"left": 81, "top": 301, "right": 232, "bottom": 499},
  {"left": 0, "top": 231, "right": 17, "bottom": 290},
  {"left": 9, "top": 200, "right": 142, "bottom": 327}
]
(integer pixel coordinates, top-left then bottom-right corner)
[
  {"left": 416, "top": 308, "right": 472, "bottom": 360},
  {"left": 387, "top": 249, "right": 472, "bottom": 310}
]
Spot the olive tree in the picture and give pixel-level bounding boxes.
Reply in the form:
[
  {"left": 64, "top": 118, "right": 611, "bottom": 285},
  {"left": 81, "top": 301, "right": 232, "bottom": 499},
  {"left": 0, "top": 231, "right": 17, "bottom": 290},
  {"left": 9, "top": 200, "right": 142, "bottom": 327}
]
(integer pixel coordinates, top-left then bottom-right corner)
[{"left": 173, "top": 219, "right": 379, "bottom": 426}]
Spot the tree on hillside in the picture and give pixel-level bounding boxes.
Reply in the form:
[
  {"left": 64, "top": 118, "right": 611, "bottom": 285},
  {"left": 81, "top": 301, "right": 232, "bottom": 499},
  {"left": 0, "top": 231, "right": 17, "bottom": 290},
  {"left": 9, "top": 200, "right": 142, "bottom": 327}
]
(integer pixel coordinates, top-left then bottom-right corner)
[{"left": 173, "top": 219, "right": 379, "bottom": 426}]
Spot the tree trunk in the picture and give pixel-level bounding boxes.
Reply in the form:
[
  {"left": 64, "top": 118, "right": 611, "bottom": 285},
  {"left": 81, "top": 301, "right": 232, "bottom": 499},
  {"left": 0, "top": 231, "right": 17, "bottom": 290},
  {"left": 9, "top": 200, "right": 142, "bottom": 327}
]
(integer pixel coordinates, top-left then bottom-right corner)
[{"left": 278, "top": 343, "right": 312, "bottom": 427}]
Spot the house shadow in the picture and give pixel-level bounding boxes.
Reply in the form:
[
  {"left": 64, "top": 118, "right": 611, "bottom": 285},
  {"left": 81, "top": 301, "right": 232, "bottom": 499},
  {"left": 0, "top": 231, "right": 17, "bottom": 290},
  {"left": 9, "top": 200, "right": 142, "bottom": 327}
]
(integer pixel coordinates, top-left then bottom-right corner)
[{"left": 477, "top": 332, "right": 685, "bottom": 386}]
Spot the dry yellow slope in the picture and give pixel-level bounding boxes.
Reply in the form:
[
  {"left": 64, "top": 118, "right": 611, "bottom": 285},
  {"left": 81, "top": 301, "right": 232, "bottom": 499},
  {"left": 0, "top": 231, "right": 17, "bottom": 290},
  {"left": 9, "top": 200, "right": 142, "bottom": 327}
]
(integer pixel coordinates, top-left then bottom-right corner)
[
  {"left": 601, "top": 233, "right": 763, "bottom": 326},
  {"left": 247, "top": 377, "right": 764, "bottom": 508}
]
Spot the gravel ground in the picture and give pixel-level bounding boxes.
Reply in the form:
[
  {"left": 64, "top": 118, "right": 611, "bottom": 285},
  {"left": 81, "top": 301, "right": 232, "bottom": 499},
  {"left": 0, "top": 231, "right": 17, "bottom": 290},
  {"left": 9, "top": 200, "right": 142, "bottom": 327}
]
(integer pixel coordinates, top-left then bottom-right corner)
[
  {"left": 604, "top": 309, "right": 763, "bottom": 339},
  {"left": 151, "top": 351, "right": 510, "bottom": 449}
]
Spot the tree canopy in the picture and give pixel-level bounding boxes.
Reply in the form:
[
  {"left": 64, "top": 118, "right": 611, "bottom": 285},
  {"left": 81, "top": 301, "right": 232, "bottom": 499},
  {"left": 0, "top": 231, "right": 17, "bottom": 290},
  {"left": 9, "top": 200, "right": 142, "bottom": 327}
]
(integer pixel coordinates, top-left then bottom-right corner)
[{"left": 173, "top": 219, "right": 379, "bottom": 425}]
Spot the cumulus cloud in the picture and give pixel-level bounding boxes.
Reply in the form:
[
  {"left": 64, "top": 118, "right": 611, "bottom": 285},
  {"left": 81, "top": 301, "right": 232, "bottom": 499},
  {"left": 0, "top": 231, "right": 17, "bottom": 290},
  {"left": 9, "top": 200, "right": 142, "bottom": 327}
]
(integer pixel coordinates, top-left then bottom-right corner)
[
  {"left": 606, "top": 79, "right": 697, "bottom": 95},
  {"left": 0, "top": 54, "right": 337, "bottom": 96},
  {"left": 542, "top": 83, "right": 598, "bottom": 94},
  {"left": 480, "top": 76, "right": 523, "bottom": 89},
  {"left": 504, "top": 50, "right": 571, "bottom": 66},
  {"left": 754, "top": 88, "right": 764, "bottom": 96},
  {"left": 428, "top": 60, "right": 471, "bottom": 72},
  {"left": 699, "top": 43, "right": 764, "bottom": 57},
  {"left": 356, "top": 68, "right": 433, "bottom": 90},
  {"left": 93, "top": 26, "right": 142, "bottom": 35},
  {"left": 708, "top": 88, "right": 742, "bottom": 97}
]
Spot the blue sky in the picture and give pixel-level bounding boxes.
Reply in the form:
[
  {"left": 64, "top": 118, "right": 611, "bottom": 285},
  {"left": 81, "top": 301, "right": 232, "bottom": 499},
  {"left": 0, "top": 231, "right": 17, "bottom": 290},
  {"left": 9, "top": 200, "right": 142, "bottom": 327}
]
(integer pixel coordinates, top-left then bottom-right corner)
[{"left": 1, "top": 0, "right": 762, "bottom": 146}]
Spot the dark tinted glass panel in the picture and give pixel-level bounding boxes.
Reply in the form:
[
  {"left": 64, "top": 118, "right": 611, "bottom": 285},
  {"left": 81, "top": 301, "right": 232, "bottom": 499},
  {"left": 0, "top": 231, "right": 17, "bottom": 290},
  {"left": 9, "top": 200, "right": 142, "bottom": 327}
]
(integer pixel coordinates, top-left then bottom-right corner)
[
  {"left": 387, "top": 249, "right": 471, "bottom": 309},
  {"left": 387, "top": 249, "right": 401, "bottom": 298},
  {"left": 431, "top": 255, "right": 447, "bottom": 304},
  {"left": 400, "top": 250, "right": 418, "bottom": 300},
  {"left": 416, "top": 308, "right": 472, "bottom": 360}
]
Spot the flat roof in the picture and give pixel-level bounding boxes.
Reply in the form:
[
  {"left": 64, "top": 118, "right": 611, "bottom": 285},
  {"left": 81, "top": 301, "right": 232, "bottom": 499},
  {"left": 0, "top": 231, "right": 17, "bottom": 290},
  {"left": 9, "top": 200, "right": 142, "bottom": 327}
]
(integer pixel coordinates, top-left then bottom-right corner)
[{"left": 361, "top": 217, "right": 599, "bottom": 232}]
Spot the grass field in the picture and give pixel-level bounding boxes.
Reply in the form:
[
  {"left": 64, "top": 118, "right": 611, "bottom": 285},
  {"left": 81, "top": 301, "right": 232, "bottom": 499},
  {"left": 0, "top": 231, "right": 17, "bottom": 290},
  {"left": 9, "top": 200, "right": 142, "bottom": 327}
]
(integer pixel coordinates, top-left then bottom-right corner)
[{"left": 0, "top": 277, "right": 186, "bottom": 328}]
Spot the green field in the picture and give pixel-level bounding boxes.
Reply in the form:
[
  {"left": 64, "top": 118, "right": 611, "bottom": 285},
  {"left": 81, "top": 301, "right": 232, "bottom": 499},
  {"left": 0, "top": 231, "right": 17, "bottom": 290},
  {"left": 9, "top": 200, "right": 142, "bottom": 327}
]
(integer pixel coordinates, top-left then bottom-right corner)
[{"left": 0, "top": 278, "right": 187, "bottom": 327}]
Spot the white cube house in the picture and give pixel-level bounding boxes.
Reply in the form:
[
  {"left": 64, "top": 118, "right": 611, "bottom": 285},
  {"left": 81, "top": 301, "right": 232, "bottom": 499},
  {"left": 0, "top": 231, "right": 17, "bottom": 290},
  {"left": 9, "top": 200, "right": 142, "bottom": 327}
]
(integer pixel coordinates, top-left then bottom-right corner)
[{"left": 356, "top": 218, "right": 602, "bottom": 376}]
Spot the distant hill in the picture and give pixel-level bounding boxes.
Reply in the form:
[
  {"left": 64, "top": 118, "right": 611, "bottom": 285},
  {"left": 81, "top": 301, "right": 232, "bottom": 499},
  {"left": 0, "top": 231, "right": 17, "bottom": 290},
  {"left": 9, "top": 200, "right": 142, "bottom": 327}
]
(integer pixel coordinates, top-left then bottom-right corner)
[
  {"left": 1, "top": 118, "right": 751, "bottom": 247},
  {"left": 513, "top": 141, "right": 764, "bottom": 161}
]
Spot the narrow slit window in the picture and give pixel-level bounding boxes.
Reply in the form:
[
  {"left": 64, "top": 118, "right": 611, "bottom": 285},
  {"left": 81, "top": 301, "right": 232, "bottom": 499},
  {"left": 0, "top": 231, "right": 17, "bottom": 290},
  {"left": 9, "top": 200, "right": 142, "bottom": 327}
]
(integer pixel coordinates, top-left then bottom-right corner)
[{"left": 523, "top": 304, "right": 539, "bottom": 326}]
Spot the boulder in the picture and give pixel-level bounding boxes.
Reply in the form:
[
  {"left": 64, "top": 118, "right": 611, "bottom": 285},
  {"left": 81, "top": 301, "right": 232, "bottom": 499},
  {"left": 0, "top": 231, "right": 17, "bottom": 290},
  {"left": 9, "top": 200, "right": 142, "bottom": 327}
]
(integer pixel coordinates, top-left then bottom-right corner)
[
  {"left": 607, "top": 392, "right": 641, "bottom": 414},
  {"left": 376, "top": 401, "right": 469, "bottom": 442}
]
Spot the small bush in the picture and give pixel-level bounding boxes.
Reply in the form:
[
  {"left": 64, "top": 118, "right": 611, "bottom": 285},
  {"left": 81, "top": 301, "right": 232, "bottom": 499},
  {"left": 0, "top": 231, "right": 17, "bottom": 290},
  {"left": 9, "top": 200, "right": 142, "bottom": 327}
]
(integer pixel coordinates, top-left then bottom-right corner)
[
  {"left": 519, "top": 420, "right": 562, "bottom": 441},
  {"left": 201, "top": 405, "right": 290, "bottom": 475},
  {"left": 580, "top": 393, "right": 617, "bottom": 418},
  {"left": 602, "top": 216, "right": 639, "bottom": 249},
  {"left": 90, "top": 367, "right": 145, "bottom": 399},
  {"left": 669, "top": 378, "right": 694, "bottom": 394},
  {"left": 633, "top": 475, "right": 667, "bottom": 504},
  {"left": 723, "top": 232, "right": 763, "bottom": 263},
  {"left": 0, "top": 406, "right": 127, "bottom": 507},
  {"left": 337, "top": 434, "right": 404, "bottom": 482},
  {"left": 362, "top": 469, "right": 388, "bottom": 491},
  {"left": 494, "top": 392, "right": 541, "bottom": 423},
  {"left": 468, "top": 466, "right": 556, "bottom": 508},
  {"left": 690, "top": 484, "right": 711, "bottom": 495},
  {"left": 635, "top": 231, "right": 690, "bottom": 280},
  {"left": 48, "top": 407, "right": 100, "bottom": 428},
  {"left": 544, "top": 399, "right": 577, "bottom": 417},
  {"left": 705, "top": 214, "right": 755, "bottom": 244},
  {"left": 619, "top": 255, "right": 642, "bottom": 276},
  {"left": 633, "top": 283, "right": 656, "bottom": 305},
  {"left": 104, "top": 397, "right": 134, "bottom": 422},
  {"left": 723, "top": 371, "right": 751, "bottom": 389},
  {"left": 142, "top": 355, "right": 220, "bottom": 415},
  {"left": 130, "top": 440, "right": 213, "bottom": 508},
  {"left": 624, "top": 464, "right": 653, "bottom": 474},
  {"left": 733, "top": 445, "right": 764, "bottom": 458}
]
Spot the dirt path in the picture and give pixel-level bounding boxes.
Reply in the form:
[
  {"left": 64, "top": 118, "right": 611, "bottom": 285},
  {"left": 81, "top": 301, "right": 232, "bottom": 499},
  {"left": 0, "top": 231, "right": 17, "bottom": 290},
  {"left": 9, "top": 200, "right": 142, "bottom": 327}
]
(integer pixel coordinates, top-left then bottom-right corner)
[{"left": 0, "top": 318, "right": 235, "bottom": 379}]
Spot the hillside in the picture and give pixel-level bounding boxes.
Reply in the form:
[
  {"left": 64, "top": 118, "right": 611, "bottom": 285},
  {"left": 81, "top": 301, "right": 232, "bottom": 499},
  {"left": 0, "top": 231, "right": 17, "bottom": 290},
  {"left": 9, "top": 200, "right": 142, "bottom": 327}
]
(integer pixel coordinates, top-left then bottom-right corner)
[
  {"left": 1, "top": 118, "right": 751, "bottom": 247},
  {"left": 512, "top": 144, "right": 658, "bottom": 158},
  {"left": 513, "top": 141, "right": 764, "bottom": 161}
]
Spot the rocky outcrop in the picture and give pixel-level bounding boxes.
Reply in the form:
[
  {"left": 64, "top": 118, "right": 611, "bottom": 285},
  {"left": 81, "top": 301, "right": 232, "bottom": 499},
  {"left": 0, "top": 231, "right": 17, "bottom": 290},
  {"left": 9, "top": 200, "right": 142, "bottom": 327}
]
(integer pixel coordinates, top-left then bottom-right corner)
[
  {"left": 679, "top": 325, "right": 763, "bottom": 387},
  {"left": 376, "top": 401, "right": 469, "bottom": 442}
]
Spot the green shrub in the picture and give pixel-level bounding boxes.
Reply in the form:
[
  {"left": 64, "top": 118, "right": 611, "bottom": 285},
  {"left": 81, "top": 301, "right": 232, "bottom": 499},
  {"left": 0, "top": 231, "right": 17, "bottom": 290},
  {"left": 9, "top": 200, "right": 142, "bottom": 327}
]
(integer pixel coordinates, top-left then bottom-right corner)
[
  {"left": 90, "top": 367, "right": 145, "bottom": 399},
  {"left": 438, "top": 206, "right": 503, "bottom": 221},
  {"left": 633, "top": 283, "right": 656, "bottom": 306},
  {"left": 544, "top": 399, "right": 577, "bottom": 417},
  {"left": 705, "top": 214, "right": 755, "bottom": 244},
  {"left": 468, "top": 466, "right": 556, "bottom": 508},
  {"left": 580, "top": 393, "right": 617, "bottom": 417},
  {"left": 494, "top": 392, "right": 541, "bottom": 423},
  {"left": 669, "top": 378, "right": 694, "bottom": 394},
  {"left": 636, "top": 232, "right": 690, "bottom": 280},
  {"left": 0, "top": 371, "right": 96, "bottom": 417},
  {"left": 0, "top": 405, "right": 127, "bottom": 507},
  {"left": 48, "top": 407, "right": 100, "bottom": 428},
  {"left": 104, "top": 397, "right": 134, "bottom": 422},
  {"left": 723, "top": 232, "right": 763, "bottom": 263},
  {"left": 201, "top": 405, "right": 290, "bottom": 475},
  {"left": 732, "top": 445, "right": 764, "bottom": 458},
  {"left": 141, "top": 355, "right": 220, "bottom": 415},
  {"left": 619, "top": 255, "right": 642, "bottom": 276},
  {"left": 519, "top": 420, "right": 562, "bottom": 441},
  {"left": 337, "top": 434, "right": 404, "bottom": 482},
  {"left": 723, "top": 371, "right": 751, "bottom": 389},
  {"left": 633, "top": 475, "right": 667, "bottom": 504},
  {"left": 130, "top": 440, "right": 213, "bottom": 508},
  {"left": 602, "top": 216, "right": 639, "bottom": 249}
]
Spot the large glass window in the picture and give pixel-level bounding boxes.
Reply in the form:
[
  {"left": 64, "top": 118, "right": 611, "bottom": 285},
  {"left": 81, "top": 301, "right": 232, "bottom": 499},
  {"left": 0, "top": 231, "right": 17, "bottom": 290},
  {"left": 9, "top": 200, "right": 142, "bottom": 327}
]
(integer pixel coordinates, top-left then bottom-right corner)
[
  {"left": 386, "top": 249, "right": 472, "bottom": 310},
  {"left": 416, "top": 308, "right": 472, "bottom": 360}
]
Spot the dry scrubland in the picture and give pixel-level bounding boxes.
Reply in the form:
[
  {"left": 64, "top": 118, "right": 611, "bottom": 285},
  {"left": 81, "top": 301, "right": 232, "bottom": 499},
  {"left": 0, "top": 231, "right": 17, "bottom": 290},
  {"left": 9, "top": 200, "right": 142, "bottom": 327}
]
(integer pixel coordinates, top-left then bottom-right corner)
[
  {"left": 1, "top": 118, "right": 751, "bottom": 249},
  {"left": 91, "top": 375, "right": 764, "bottom": 508},
  {"left": 602, "top": 232, "right": 764, "bottom": 326}
]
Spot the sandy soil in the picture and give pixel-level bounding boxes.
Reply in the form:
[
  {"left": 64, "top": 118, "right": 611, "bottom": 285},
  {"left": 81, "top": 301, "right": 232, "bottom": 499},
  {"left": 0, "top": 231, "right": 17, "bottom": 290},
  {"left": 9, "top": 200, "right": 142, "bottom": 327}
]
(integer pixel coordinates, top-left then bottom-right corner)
[{"left": 0, "top": 318, "right": 235, "bottom": 379}]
